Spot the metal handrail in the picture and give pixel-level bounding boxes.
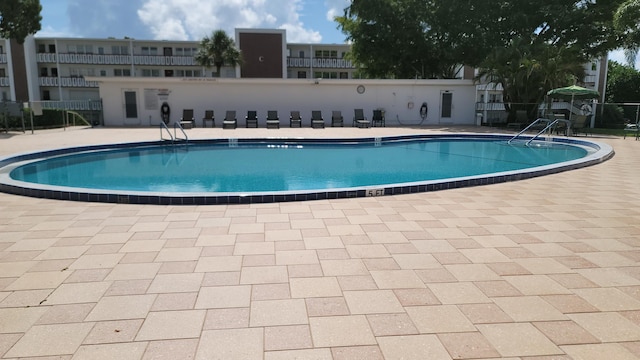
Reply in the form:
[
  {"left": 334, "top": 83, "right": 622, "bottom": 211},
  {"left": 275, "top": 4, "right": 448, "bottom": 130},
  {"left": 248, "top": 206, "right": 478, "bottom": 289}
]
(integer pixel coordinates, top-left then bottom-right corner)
[
  {"left": 508, "top": 118, "right": 552, "bottom": 144},
  {"left": 525, "top": 119, "right": 570, "bottom": 146},
  {"left": 160, "top": 122, "right": 173, "bottom": 141},
  {"left": 173, "top": 122, "right": 188, "bottom": 142},
  {"left": 508, "top": 117, "right": 571, "bottom": 145}
]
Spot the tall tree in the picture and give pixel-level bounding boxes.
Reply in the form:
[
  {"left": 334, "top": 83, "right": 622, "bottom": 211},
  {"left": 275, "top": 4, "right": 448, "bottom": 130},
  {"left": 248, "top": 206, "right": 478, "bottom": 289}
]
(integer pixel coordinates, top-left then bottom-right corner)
[
  {"left": 0, "top": 0, "right": 42, "bottom": 43},
  {"left": 614, "top": 0, "right": 640, "bottom": 66},
  {"left": 477, "top": 40, "right": 586, "bottom": 118},
  {"left": 194, "top": 30, "right": 242, "bottom": 77},
  {"left": 337, "top": 0, "right": 624, "bottom": 81},
  {"left": 606, "top": 61, "right": 640, "bottom": 103}
]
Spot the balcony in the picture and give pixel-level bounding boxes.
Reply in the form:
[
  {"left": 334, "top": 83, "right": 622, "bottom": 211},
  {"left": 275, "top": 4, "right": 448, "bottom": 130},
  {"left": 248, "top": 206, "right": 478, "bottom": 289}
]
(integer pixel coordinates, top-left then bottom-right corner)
[
  {"left": 39, "top": 77, "right": 99, "bottom": 88},
  {"left": 38, "top": 100, "right": 103, "bottom": 111},
  {"left": 287, "top": 57, "right": 355, "bottom": 69},
  {"left": 0, "top": 53, "right": 7, "bottom": 64},
  {"left": 36, "top": 53, "right": 197, "bottom": 66},
  {"left": 0, "top": 77, "right": 9, "bottom": 87}
]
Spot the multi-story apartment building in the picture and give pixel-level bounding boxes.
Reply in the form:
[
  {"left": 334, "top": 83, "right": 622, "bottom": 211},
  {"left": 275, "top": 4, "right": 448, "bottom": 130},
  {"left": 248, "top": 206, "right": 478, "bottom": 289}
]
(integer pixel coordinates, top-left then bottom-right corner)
[
  {"left": 0, "top": 29, "right": 361, "bottom": 107},
  {"left": 286, "top": 43, "right": 357, "bottom": 79},
  {"left": 1, "top": 29, "right": 606, "bottom": 127}
]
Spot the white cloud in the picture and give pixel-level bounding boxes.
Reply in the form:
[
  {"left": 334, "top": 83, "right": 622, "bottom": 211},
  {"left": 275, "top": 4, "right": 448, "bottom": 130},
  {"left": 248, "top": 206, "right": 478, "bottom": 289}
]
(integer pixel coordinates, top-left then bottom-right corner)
[
  {"left": 324, "top": 0, "right": 349, "bottom": 22},
  {"left": 137, "top": 0, "right": 322, "bottom": 42},
  {"left": 608, "top": 49, "right": 640, "bottom": 69},
  {"left": 36, "top": 25, "right": 77, "bottom": 38}
]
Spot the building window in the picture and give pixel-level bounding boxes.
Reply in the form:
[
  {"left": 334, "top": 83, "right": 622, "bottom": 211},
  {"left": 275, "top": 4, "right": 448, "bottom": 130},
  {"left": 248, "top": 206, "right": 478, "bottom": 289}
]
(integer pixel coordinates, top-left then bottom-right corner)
[
  {"left": 114, "top": 69, "right": 131, "bottom": 77},
  {"left": 0, "top": 69, "right": 5, "bottom": 77},
  {"left": 299, "top": 50, "right": 304, "bottom": 58},
  {"left": 112, "top": 46, "right": 128, "bottom": 55},
  {"left": 164, "top": 69, "right": 174, "bottom": 77},
  {"left": 314, "top": 50, "right": 338, "bottom": 59},
  {"left": 42, "top": 90, "right": 50, "bottom": 101},
  {"left": 38, "top": 44, "right": 46, "bottom": 53},
  {"left": 100, "top": 70, "right": 107, "bottom": 76},
  {"left": 142, "top": 69, "right": 160, "bottom": 77},
  {"left": 297, "top": 71, "right": 306, "bottom": 79},
  {"left": 51, "top": 68, "right": 58, "bottom": 77},
  {"left": 40, "top": 68, "right": 48, "bottom": 77},
  {"left": 141, "top": 46, "right": 158, "bottom": 55},
  {"left": 176, "top": 69, "right": 195, "bottom": 77},
  {"left": 98, "top": 47, "right": 104, "bottom": 55},
  {"left": 340, "top": 72, "right": 348, "bottom": 79},
  {"left": 314, "top": 71, "right": 338, "bottom": 79},
  {"left": 163, "top": 47, "right": 172, "bottom": 56},
  {"left": 175, "top": 48, "right": 196, "bottom": 56},
  {"left": 49, "top": 44, "right": 56, "bottom": 53}
]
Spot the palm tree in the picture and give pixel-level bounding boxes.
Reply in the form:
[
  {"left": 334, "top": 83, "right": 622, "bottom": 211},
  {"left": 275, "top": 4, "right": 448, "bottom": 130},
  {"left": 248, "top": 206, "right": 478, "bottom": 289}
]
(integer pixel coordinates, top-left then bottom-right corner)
[
  {"left": 194, "top": 30, "right": 242, "bottom": 77},
  {"left": 476, "top": 39, "right": 585, "bottom": 120}
]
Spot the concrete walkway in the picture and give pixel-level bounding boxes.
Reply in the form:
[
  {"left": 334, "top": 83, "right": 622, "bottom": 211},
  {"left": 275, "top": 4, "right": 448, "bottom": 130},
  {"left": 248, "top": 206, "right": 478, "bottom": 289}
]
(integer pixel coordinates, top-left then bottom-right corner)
[{"left": 0, "top": 126, "right": 639, "bottom": 359}]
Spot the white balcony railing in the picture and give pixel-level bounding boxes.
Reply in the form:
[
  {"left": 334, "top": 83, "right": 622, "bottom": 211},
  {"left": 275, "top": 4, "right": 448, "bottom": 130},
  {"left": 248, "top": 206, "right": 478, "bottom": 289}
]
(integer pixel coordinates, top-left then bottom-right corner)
[
  {"left": 39, "top": 77, "right": 99, "bottom": 88},
  {"left": 36, "top": 53, "right": 197, "bottom": 66},
  {"left": 0, "top": 77, "right": 9, "bottom": 87},
  {"left": 287, "top": 57, "right": 355, "bottom": 69},
  {"left": 38, "top": 100, "right": 102, "bottom": 111},
  {"left": 0, "top": 53, "right": 7, "bottom": 64}
]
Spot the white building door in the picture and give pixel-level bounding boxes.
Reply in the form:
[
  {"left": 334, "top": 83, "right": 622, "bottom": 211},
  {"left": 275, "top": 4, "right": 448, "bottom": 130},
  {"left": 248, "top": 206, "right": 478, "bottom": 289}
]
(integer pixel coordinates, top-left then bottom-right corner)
[{"left": 123, "top": 90, "right": 140, "bottom": 125}]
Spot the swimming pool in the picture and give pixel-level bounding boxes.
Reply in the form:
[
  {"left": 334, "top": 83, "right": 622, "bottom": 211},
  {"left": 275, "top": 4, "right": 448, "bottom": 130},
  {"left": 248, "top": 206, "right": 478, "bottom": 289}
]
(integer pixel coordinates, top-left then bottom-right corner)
[{"left": 0, "top": 134, "right": 613, "bottom": 204}]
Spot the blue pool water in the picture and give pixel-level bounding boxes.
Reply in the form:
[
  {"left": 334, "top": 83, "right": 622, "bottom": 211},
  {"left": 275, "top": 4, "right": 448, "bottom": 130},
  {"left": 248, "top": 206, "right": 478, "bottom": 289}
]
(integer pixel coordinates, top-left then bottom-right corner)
[
  {"left": 10, "top": 138, "right": 587, "bottom": 193},
  {"left": 0, "top": 135, "right": 612, "bottom": 204}
]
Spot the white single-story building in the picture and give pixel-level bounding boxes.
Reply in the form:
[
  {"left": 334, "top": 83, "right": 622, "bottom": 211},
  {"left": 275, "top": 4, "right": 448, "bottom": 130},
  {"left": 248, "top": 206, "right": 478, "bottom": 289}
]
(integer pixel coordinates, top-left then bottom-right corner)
[{"left": 87, "top": 77, "right": 478, "bottom": 127}]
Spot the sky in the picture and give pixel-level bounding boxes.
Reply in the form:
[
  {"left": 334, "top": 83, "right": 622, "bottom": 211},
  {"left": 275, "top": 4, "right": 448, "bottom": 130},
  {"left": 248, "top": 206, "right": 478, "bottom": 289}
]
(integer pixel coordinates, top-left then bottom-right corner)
[
  {"left": 36, "top": 0, "right": 350, "bottom": 44},
  {"left": 35, "top": 0, "right": 637, "bottom": 68}
]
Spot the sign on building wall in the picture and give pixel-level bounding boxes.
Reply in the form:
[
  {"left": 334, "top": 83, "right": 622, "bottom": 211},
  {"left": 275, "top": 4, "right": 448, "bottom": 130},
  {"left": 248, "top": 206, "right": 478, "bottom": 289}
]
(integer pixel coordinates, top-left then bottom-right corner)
[{"left": 144, "top": 88, "right": 171, "bottom": 110}]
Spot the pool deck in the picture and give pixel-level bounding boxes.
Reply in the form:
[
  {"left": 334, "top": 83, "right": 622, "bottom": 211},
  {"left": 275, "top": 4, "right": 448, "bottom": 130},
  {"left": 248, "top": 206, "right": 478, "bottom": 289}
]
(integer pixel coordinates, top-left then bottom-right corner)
[{"left": 0, "top": 126, "right": 639, "bottom": 359}]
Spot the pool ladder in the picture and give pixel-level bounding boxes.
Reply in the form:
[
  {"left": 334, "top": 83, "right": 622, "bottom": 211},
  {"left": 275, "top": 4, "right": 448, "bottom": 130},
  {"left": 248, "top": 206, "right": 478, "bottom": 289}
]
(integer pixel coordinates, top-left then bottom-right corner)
[
  {"left": 508, "top": 118, "right": 571, "bottom": 146},
  {"left": 160, "top": 122, "right": 188, "bottom": 143}
]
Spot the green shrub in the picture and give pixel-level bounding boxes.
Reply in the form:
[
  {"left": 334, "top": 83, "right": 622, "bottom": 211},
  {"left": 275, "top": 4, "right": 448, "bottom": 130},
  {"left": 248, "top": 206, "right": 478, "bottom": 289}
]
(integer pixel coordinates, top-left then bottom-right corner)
[{"left": 595, "top": 104, "right": 625, "bottom": 129}]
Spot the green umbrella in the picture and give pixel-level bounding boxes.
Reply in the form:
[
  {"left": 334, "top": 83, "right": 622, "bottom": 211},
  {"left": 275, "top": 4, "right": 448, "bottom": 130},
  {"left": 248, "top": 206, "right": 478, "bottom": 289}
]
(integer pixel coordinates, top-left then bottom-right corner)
[
  {"left": 546, "top": 85, "right": 599, "bottom": 123},
  {"left": 547, "top": 85, "right": 599, "bottom": 100}
]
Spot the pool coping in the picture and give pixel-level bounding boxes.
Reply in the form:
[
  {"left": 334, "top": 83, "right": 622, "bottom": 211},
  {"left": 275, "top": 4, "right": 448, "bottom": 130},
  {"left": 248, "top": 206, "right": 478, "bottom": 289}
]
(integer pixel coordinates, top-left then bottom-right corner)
[{"left": 0, "top": 133, "right": 615, "bottom": 205}]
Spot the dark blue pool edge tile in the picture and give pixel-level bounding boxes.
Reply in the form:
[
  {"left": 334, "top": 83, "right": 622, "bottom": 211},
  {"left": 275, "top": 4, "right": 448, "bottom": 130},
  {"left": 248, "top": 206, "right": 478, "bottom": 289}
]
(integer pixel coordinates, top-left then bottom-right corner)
[{"left": 0, "top": 134, "right": 615, "bottom": 205}]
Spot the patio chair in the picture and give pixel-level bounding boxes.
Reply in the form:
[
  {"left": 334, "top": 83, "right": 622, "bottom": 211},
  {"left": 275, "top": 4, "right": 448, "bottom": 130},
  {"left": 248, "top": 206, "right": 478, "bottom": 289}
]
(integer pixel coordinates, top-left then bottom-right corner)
[
  {"left": 552, "top": 113, "right": 567, "bottom": 134},
  {"left": 246, "top": 111, "right": 258, "bottom": 128},
  {"left": 290, "top": 111, "right": 302, "bottom": 128},
  {"left": 311, "top": 111, "right": 325, "bottom": 128},
  {"left": 223, "top": 110, "right": 237, "bottom": 129},
  {"left": 180, "top": 109, "right": 195, "bottom": 129},
  {"left": 202, "top": 110, "right": 214, "bottom": 127},
  {"left": 570, "top": 115, "right": 590, "bottom": 136},
  {"left": 331, "top": 111, "right": 344, "bottom": 127},
  {"left": 353, "top": 108, "right": 370, "bottom": 128},
  {"left": 266, "top": 110, "right": 280, "bottom": 129},
  {"left": 372, "top": 109, "right": 385, "bottom": 127}
]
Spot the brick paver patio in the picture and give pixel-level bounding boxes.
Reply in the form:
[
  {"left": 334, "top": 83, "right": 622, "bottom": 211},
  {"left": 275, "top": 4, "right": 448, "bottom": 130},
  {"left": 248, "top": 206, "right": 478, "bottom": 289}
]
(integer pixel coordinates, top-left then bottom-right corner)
[{"left": 0, "top": 126, "right": 638, "bottom": 359}]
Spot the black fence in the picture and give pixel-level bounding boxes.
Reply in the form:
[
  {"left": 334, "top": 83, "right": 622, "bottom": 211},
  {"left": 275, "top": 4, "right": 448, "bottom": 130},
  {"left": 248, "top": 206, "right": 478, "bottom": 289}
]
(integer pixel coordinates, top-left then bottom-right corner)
[{"left": 1, "top": 100, "right": 103, "bottom": 133}]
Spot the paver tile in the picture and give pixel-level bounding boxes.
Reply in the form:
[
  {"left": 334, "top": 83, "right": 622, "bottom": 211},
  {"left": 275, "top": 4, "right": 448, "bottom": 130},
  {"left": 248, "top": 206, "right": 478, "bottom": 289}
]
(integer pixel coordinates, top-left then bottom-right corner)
[
  {"left": 135, "top": 310, "right": 206, "bottom": 340},
  {"left": 309, "top": 315, "right": 376, "bottom": 347},
  {"left": 195, "top": 328, "right": 263, "bottom": 360},
  {"left": 477, "top": 323, "right": 563, "bottom": 357},
  {"left": 377, "top": 334, "right": 451, "bottom": 360},
  {"left": 4, "top": 323, "right": 94, "bottom": 358}
]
